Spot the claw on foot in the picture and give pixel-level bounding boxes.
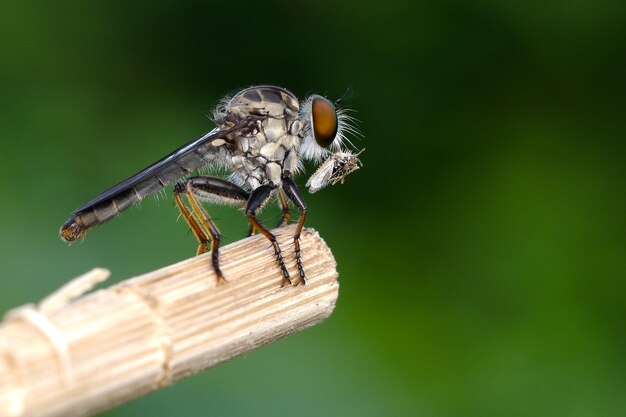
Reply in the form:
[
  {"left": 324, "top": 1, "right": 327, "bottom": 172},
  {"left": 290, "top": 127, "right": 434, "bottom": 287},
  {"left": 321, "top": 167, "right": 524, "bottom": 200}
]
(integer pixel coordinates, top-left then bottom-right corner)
[
  {"left": 292, "top": 275, "right": 306, "bottom": 286},
  {"left": 280, "top": 276, "right": 292, "bottom": 287}
]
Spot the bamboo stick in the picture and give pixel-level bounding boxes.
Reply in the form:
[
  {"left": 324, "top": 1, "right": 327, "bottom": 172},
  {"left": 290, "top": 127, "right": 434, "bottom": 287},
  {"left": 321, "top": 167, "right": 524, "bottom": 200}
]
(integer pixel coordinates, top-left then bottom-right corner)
[{"left": 0, "top": 226, "right": 339, "bottom": 417}]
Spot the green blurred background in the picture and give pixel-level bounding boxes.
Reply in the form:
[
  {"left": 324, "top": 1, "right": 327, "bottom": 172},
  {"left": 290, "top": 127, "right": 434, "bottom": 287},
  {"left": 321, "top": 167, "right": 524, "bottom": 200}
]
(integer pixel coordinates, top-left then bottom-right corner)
[{"left": 0, "top": 1, "right": 624, "bottom": 416}]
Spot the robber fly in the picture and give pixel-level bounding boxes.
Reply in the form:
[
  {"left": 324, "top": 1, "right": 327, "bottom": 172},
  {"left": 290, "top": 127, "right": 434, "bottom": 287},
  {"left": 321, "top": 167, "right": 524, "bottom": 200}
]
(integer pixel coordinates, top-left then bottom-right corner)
[{"left": 60, "top": 85, "right": 361, "bottom": 287}]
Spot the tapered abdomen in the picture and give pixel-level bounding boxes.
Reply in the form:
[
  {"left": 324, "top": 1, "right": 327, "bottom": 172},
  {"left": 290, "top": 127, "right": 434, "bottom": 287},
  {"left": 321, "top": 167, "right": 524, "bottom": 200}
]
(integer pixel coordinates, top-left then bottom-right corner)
[
  {"left": 61, "top": 178, "right": 159, "bottom": 242},
  {"left": 60, "top": 138, "right": 224, "bottom": 242}
]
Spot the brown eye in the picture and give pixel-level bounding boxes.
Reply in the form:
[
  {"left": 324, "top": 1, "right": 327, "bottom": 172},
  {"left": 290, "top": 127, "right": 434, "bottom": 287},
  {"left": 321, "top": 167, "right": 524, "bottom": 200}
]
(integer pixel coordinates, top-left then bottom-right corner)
[{"left": 311, "top": 97, "right": 338, "bottom": 148}]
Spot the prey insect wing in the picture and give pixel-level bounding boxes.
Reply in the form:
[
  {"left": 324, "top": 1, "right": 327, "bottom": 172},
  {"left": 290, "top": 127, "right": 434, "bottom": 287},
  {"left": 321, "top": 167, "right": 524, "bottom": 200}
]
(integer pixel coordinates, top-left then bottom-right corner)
[{"left": 305, "top": 158, "right": 336, "bottom": 193}]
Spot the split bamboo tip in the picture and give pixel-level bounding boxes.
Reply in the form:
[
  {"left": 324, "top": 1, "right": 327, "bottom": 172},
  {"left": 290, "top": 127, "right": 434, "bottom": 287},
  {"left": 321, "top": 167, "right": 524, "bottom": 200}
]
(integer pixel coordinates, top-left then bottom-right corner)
[{"left": 0, "top": 226, "right": 339, "bottom": 417}]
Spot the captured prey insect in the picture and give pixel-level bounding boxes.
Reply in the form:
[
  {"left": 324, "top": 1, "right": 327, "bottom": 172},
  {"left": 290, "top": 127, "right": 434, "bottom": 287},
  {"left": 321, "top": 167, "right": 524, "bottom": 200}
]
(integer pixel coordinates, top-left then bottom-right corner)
[
  {"left": 306, "top": 149, "right": 364, "bottom": 193},
  {"left": 60, "top": 85, "right": 362, "bottom": 287}
]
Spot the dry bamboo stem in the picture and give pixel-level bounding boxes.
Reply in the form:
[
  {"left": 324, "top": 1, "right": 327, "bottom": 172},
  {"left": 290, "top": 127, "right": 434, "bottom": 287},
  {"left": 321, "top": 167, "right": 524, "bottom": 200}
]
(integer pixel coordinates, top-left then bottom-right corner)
[{"left": 0, "top": 226, "right": 339, "bottom": 417}]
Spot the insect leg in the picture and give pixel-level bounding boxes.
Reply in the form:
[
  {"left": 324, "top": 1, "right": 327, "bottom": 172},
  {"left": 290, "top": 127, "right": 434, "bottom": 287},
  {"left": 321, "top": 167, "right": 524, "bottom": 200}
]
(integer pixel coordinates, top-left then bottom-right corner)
[
  {"left": 248, "top": 190, "right": 289, "bottom": 235},
  {"left": 245, "top": 185, "right": 291, "bottom": 286},
  {"left": 282, "top": 172, "right": 308, "bottom": 285},
  {"left": 276, "top": 190, "right": 292, "bottom": 228},
  {"left": 173, "top": 182, "right": 212, "bottom": 257},
  {"left": 174, "top": 176, "right": 249, "bottom": 285}
]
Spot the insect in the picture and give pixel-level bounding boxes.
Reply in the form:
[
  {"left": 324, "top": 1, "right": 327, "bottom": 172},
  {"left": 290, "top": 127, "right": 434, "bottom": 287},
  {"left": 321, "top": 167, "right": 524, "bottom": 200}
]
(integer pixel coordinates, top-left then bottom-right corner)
[
  {"left": 60, "top": 85, "right": 361, "bottom": 287},
  {"left": 306, "top": 149, "right": 364, "bottom": 193}
]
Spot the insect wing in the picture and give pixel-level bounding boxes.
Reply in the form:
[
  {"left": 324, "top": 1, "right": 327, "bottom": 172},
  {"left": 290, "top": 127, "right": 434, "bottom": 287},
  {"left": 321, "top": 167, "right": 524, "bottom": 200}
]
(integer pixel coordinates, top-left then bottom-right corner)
[
  {"left": 72, "top": 122, "right": 249, "bottom": 215},
  {"left": 306, "top": 157, "right": 336, "bottom": 193}
]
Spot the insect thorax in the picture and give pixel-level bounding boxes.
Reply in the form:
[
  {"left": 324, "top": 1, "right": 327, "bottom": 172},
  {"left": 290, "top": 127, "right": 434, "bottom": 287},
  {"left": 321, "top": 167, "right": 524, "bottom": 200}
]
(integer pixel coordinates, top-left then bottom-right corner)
[{"left": 216, "top": 86, "right": 304, "bottom": 190}]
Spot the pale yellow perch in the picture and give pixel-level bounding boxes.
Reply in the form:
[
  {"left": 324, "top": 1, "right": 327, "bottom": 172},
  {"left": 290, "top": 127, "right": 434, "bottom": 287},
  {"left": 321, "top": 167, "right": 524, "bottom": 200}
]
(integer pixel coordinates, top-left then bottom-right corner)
[{"left": 0, "top": 226, "right": 339, "bottom": 417}]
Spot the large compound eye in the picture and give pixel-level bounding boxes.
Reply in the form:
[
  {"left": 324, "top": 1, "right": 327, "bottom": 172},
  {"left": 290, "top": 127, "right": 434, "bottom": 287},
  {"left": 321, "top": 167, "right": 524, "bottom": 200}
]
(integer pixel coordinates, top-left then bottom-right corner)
[{"left": 311, "top": 97, "right": 338, "bottom": 148}]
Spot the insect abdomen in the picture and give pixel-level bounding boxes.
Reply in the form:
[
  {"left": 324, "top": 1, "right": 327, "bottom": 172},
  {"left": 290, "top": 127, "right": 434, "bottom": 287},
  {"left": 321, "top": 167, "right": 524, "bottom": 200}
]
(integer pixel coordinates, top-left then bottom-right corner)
[{"left": 60, "top": 187, "right": 139, "bottom": 241}]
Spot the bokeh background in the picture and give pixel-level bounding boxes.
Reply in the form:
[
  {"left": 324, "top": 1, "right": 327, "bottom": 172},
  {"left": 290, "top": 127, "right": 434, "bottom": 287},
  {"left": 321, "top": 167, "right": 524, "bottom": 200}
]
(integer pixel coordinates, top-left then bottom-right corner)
[{"left": 0, "top": 1, "right": 624, "bottom": 416}]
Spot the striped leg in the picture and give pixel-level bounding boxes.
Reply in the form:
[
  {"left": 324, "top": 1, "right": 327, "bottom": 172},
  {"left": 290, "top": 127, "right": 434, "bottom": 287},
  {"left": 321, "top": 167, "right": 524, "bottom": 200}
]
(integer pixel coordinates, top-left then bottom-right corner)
[
  {"left": 282, "top": 172, "right": 307, "bottom": 286},
  {"left": 245, "top": 185, "right": 291, "bottom": 287},
  {"left": 174, "top": 177, "right": 249, "bottom": 285}
]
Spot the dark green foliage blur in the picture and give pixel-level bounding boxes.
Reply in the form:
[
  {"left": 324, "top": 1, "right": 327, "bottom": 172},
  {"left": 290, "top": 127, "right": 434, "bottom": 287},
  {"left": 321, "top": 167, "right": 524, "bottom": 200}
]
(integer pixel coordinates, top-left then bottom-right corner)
[{"left": 1, "top": 1, "right": 624, "bottom": 416}]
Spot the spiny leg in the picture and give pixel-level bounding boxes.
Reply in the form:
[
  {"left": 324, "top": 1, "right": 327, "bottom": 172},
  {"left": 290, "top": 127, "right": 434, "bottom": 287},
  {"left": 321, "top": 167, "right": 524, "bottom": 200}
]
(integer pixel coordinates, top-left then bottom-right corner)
[
  {"left": 282, "top": 172, "right": 308, "bottom": 285},
  {"left": 174, "top": 177, "right": 250, "bottom": 285},
  {"left": 245, "top": 185, "right": 291, "bottom": 286},
  {"left": 185, "top": 183, "right": 226, "bottom": 285}
]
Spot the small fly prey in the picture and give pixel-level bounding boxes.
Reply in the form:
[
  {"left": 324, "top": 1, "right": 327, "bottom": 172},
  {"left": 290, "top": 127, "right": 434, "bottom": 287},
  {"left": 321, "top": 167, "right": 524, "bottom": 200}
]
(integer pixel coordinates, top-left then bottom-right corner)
[
  {"left": 306, "top": 149, "right": 364, "bottom": 193},
  {"left": 60, "top": 85, "right": 361, "bottom": 286}
]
